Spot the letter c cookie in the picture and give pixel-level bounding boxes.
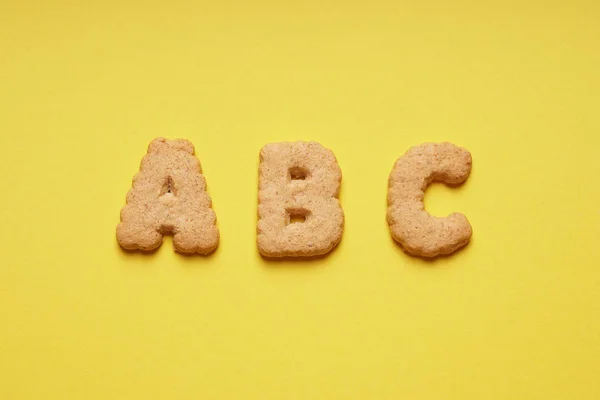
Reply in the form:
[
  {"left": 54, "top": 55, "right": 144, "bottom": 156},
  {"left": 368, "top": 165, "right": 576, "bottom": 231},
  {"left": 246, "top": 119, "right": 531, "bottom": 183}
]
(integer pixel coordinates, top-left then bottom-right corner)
[{"left": 387, "top": 142, "right": 472, "bottom": 257}]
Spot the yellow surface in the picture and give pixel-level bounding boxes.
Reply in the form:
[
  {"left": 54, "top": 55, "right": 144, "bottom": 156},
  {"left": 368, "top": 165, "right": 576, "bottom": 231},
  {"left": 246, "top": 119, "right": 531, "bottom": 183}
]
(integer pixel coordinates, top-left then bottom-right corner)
[{"left": 1, "top": 1, "right": 599, "bottom": 398}]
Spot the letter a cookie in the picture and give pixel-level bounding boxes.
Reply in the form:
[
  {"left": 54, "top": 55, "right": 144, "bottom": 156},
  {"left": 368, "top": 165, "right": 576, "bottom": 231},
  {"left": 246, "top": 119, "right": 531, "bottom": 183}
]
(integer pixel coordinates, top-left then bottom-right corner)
[{"left": 117, "top": 138, "right": 219, "bottom": 254}]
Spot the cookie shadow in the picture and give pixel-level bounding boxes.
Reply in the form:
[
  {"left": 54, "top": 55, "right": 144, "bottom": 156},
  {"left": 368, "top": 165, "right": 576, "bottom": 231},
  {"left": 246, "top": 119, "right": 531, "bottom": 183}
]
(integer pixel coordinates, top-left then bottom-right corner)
[
  {"left": 389, "top": 235, "right": 471, "bottom": 266},
  {"left": 442, "top": 181, "right": 469, "bottom": 189},
  {"left": 259, "top": 241, "right": 342, "bottom": 268},
  {"left": 116, "top": 237, "right": 219, "bottom": 261},
  {"left": 117, "top": 241, "right": 160, "bottom": 257},
  {"left": 175, "top": 244, "right": 220, "bottom": 265}
]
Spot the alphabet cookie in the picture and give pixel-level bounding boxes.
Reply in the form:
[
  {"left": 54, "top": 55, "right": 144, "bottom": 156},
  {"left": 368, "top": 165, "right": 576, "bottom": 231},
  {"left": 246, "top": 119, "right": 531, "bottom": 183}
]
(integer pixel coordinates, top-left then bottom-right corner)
[
  {"left": 257, "top": 141, "right": 344, "bottom": 257},
  {"left": 117, "top": 138, "right": 219, "bottom": 254},
  {"left": 387, "top": 142, "right": 472, "bottom": 257}
]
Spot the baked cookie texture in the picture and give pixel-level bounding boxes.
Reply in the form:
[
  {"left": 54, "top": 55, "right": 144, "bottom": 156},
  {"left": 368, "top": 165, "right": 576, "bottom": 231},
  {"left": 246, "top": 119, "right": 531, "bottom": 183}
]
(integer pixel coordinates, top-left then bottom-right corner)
[
  {"left": 117, "top": 138, "right": 219, "bottom": 254},
  {"left": 387, "top": 142, "right": 472, "bottom": 257},
  {"left": 257, "top": 141, "right": 344, "bottom": 257}
]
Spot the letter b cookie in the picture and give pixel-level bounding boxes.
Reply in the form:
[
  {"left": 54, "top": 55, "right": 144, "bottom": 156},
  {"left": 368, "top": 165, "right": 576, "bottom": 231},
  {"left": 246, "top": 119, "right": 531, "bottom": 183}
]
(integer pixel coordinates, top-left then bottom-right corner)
[{"left": 257, "top": 142, "right": 344, "bottom": 257}]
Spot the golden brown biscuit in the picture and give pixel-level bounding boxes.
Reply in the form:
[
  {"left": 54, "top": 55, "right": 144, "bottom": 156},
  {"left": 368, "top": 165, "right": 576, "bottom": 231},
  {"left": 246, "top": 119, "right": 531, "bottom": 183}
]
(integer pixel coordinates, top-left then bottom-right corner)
[
  {"left": 117, "top": 137, "right": 219, "bottom": 254},
  {"left": 257, "top": 141, "right": 344, "bottom": 257},
  {"left": 387, "top": 142, "right": 472, "bottom": 257}
]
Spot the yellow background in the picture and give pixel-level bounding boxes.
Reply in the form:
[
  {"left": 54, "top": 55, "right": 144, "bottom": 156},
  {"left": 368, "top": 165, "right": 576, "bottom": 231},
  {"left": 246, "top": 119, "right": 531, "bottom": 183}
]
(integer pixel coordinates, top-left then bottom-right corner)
[{"left": 1, "top": 0, "right": 599, "bottom": 398}]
